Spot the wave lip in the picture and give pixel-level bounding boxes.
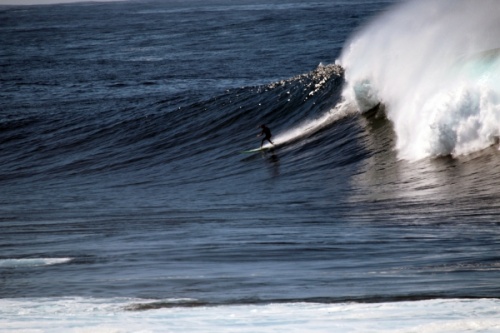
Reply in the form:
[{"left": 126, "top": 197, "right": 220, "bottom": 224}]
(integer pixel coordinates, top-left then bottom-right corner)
[{"left": 0, "top": 258, "right": 72, "bottom": 268}]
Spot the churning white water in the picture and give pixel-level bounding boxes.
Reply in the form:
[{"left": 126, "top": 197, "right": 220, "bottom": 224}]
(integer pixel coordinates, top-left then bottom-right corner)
[{"left": 340, "top": 0, "right": 500, "bottom": 160}]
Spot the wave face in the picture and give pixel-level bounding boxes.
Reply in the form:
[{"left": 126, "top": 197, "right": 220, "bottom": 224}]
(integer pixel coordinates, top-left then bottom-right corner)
[
  {"left": 0, "top": 63, "right": 346, "bottom": 185},
  {"left": 340, "top": 0, "right": 500, "bottom": 160}
]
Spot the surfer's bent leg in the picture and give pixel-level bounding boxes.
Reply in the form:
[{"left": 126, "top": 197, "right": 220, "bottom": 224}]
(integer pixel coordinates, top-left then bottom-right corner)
[{"left": 262, "top": 135, "right": 273, "bottom": 147}]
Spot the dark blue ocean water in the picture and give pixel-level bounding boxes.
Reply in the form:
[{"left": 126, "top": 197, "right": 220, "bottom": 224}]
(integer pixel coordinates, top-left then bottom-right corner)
[{"left": 1, "top": 0, "right": 500, "bottom": 316}]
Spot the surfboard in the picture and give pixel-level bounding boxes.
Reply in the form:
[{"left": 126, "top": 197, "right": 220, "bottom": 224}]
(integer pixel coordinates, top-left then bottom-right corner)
[{"left": 240, "top": 146, "right": 272, "bottom": 154}]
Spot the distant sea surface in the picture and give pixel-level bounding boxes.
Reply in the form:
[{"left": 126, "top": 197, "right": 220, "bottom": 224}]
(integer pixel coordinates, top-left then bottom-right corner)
[{"left": 1, "top": 0, "right": 500, "bottom": 332}]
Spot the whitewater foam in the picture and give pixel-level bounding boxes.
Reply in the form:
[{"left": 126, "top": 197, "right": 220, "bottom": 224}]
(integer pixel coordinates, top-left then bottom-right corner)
[
  {"left": 1, "top": 297, "right": 499, "bottom": 333},
  {"left": 0, "top": 258, "right": 72, "bottom": 268},
  {"left": 340, "top": 0, "right": 500, "bottom": 160}
]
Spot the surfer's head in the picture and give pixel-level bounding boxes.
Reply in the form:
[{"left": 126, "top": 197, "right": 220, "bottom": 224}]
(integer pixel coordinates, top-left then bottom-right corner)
[{"left": 260, "top": 124, "right": 266, "bottom": 128}]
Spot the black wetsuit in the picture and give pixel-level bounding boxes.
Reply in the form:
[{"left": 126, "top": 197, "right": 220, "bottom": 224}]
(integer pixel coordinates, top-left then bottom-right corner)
[
  {"left": 260, "top": 125, "right": 273, "bottom": 147},
  {"left": 261, "top": 126, "right": 271, "bottom": 139}
]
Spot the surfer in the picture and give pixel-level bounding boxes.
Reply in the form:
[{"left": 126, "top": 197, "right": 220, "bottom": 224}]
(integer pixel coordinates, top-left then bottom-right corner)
[{"left": 258, "top": 124, "right": 274, "bottom": 148}]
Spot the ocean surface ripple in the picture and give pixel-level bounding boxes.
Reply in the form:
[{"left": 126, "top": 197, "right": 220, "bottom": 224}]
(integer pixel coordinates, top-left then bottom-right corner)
[{"left": 1, "top": 0, "right": 500, "bottom": 331}]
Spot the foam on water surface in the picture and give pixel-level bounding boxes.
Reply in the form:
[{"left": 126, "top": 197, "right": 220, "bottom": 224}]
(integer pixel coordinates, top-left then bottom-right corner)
[
  {"left": 0, "top": 258, "right": 72, "bottom": 268},
  {"left": 1, "top": 298, "right": 499, "bottom": 333}
]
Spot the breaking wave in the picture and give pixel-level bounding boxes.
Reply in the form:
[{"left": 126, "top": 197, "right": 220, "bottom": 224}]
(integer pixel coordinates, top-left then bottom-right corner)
[{"left": 340, "top": 0, "right": 500, "bottom": 160}]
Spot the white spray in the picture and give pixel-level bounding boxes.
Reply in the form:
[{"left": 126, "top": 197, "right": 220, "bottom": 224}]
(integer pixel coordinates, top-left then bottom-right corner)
[{"left": 340, "top": 0, "right": 500, "bottom": 160}]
